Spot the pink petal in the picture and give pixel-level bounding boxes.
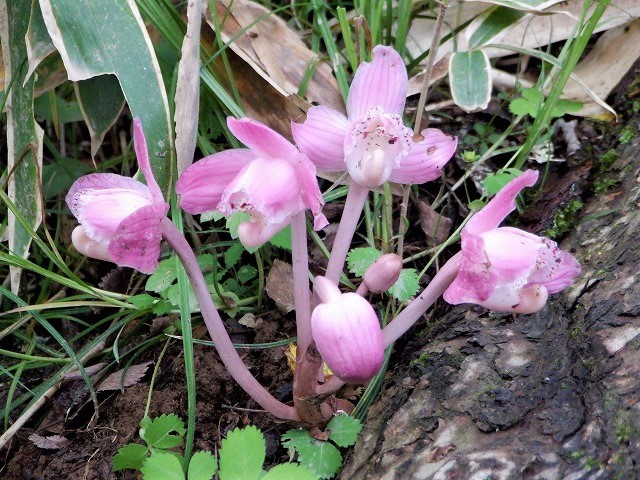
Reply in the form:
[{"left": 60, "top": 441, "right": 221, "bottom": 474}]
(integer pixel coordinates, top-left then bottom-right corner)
[
  {"left": 66, "top": 173, "right": 153, "bottom": 241},
  {"left": 237, "top": 218, "right": 291, "bottom": 248},
  {"left": 466, "top": 169, "right": 539, "bottom": 235},
  {"left": 478, "top": 284, "right": 548, "bottom": 314},
  {"left": 347, "top": 45, "right": 408, "bottom": 119},
  {"left": 71, "top": 226, "right": 111, "bottom": 262},
  {"left": 527, "top": 237, "right": 581, "bottom": 294},
  {"left": 176, "top": 149, "right": 254, "bottom": 214},
  {"left": 292, "top": 153, "right": 326, "bottom": 226},
  {"left": 291, "top": 106, "right": 349, "bottom": 171},
  {"left": 389, "top": 129, "right": 457, "bottom": 184},
  {"left": 218, "top": 158, "right": 304, "bottom": 225},
  {"left": 443, "top": 230, "right": 496, "bottom": 305},
  {"left": 227, "top": 117, "right": 298, "bottom": 159},
  {"left": 481, "top": 227, "right": 540, "bottom": 286},
  {"left": 133, "top": 118, "right": 164, "bottom": 202},
  {"left": 108, "top": 202, "right": 169, "bottom": 274}
]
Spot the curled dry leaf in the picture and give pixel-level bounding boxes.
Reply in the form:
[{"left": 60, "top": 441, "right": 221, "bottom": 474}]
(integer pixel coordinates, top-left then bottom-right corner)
[
  {"left": 97, "top": 361, "right": 153, "bottom": 392},
  {"left": 265, "top": 259, "right": 295, "bottom": 313},
  {"left": 418, "top": 200, "right": 453, "bottom": 247},
  {"left": 29, "top": 433, "right": 70, "bottom": 450},
  {"left": 238, "top": 312, "right": 262, "bottom": 328}
]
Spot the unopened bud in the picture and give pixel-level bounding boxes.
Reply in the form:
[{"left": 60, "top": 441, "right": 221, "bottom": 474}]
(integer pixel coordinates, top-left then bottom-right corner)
[
  {"left": 363, "top": 254, "right": 403, "bottom": 293},
  {"left": 311, "top": 276, "right": 384, "bottom": 383}
]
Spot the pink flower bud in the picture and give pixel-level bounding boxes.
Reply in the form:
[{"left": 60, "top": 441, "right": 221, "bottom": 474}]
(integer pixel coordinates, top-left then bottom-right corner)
[
  {"left": 363, "top": 253, "right": 403, "bottom": 293},
  {"left": 311, "top": 276, "right": 384, "bottom": 383}
]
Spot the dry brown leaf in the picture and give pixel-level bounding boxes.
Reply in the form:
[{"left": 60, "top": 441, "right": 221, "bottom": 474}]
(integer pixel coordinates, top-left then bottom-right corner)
[
  {"left": 418, "top": 200, "right": 452, "bottom": 247},
  {"left": 238, "top": 312, "right": 262, "bottom": 328},
  {"left": 265, "top": 259, "right": 295, "bottom": 313},
  {"left": 214, "top": 0, "right": 344, "bottom": 112},
  {"left": 29, "top": 433, "right": 70, "bottom": 450},
  {"left": 97, "top": 361, "right": 153, "bottom": 392},
  {"left": 560, "top": 19, "right": 640, "bottom": 118}
]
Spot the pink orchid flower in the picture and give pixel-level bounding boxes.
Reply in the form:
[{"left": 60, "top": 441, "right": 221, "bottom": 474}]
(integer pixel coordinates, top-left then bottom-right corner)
[
  {"left": 443, "top": 170, "right": 581, "bottom": 314},
  {"left": 311, "top": 276, "right": 384, "bottom": 384},
  {"left": 291, "top": 45, "right": 458, "bottom": 188},
  {"left": 65, "top": 119, "right": 169, "bottom": 274},
  {"left": 176, "top": 117, "right": 327, "bottom": 247}
]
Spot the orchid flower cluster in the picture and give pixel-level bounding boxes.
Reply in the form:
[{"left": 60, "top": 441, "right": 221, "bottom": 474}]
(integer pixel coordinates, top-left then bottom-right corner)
[{"left": 66, "top": 46, "right": 580, "bottom": 424}]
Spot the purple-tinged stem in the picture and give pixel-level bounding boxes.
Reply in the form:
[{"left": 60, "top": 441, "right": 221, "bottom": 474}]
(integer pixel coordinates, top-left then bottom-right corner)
[
  {"left": 290, "top": 212, "right": 312, "bottom": 354},
  {"left": 315, "top": 252, "right": 461, "bottom": 396},
  {"left": 382, "top": 253, "right": 460, "bottom": 347},
  {"left": 325, "top": 182, "right": 370, "bottom": 284},
  {"left": 160, "top": 218, "right": 299, "bottom": 421}
]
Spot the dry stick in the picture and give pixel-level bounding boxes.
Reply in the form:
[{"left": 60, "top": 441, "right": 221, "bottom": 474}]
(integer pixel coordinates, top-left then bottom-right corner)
[
  {"left": 160, "top": 218, "right": 299, "bottom": 421},
  {"left": 315, "top": 253, "right": 461, "bottom": 396}
]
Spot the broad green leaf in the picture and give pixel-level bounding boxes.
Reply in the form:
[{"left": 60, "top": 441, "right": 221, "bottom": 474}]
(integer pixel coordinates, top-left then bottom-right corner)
[
  {"left": 449, "top": 50, "right": 491, "bottom": 112},
  {"left": 464, "top": 0, "right": 565, "bottom": 10},
  {"left": 467, "top": 6, "right": 525, "bottom": 49},
  {"left": 346, "top": 248, "right": 382, "bottom": 277},
  {"left": 282, "top": 429, "right": 312, "bottom": 452},
  {"left": 38, "top": 0, "right": 173, "bottom": 191},
  {"left": 141, "top": 452, "right": 185, "bottom": 480},
  {"left": 326, "top": 415, "right": 362, "bottom": 448},
  {"left": 262, "top": 463, "right": 318, "bottom": 480},
  {"left": 482, "top": 168, "right": 523, "bottom": 195},
  {"left": 33, "top": 93, "right": 84, "bottom": 124},
  {"left": 26, "top": 0, "right": 55, "bottom": 80},
  {"left": 42, "top": 156, "right": 89, "bottom": 199},
  {"left": 224, "top": 242, "right": 244, "bottom": 269},
  {"left": 387, "top": 269, "right": 420, "bottom": 302},
  {"left": 218, "top": 426, "right": 266, "bottom": 480},
  {"left": 1, "top": 0, "right": 45, "bottom": 294},
  {"left": 187, "top": 451, "right": 217, "bottom": 480},
  {"left": 295, "top": 439, "right": 342, "bottom": 480},
  {"left": 75, "top": 74, "right": 126, "bottom": 157},
  {"left": 269, "top": 225, "right": 292, "bottom": 251},
  {"left": 139, "top": 414, "right": 186, "bottom": 450},
  {"left": 112, "top": 443, "right": 150, "bottom": 471},
  {"left": 146, "top": 258, "right": 179, "bottom": 293},
  {"left": 128, "top": 293, "right": 156, "bottom": 309},
  {"left": 509, "top": 86, "right": 582, "bottom": 119}
]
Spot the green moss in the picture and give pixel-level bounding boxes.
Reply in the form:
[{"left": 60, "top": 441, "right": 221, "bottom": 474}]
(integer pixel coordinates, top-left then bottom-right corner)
[
  {"left": 594, "top": 177, "right": 618, "bottom": 194},
  {"left": 599, "top": 148, "right": 618, "bottom": 169},
  {"left": 545, "top": 199, "right": 584, "bottom": 239},
  {"left": 619, "top": 125, "right": 634, "bottom": 144}
]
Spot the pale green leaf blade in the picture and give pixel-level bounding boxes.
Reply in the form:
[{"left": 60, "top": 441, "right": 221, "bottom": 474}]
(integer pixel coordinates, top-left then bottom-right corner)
[
  {"left": 26, "top": 0, "right": 55, "bottom": 80},
  {"left": 112, "top": 443, "right": 150, "bottom": 471},
  {"left": 467, "top": 6, "right": 526, "bottom": 49},
  {"left": 1, "top": 0, "right": 45, "bottom": 294},
  {"left": 464, "top": 0, "right": 565, "bottom": 11},
  {"left": 482, "top": 168, "right": 523, "bottom": 196},
  {"left": 218, "top": 426, "right": 265, "bottom": 480},
  {"left": 295, "top": 440, "right": 342, "bottom": 480},
  {"left": 387, "top": 269, "right": 420, "bottom": 302},
  {"left": 140, "top": 452, "right": 185, "bottom": 480},
  {"left": 187, "top": 451, "right": 217, "bottom": 480},
  {"left": 449, "top": 50, "right": 491, "bottom": 112},
  {"left": 39, "top": 0, "right": 173, "bottom": 191},
  {"left": 262, "top": 463, "right": 318, "bottom": 480},
  {"left": 74, "top": 74, "right": 126, "bottom": 158}
]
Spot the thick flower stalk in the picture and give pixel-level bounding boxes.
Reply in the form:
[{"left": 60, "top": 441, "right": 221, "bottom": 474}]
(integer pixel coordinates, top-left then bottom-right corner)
[
  {"left": 311, "top": 276, "right": 384, "bottom": 384},
  {"left": 291, "top": 45, "right": 457, "bottom": 283},
  {"left": 65, "top": 119, "right": 169, "bottom": 274},
  {"left": 443, "top": 169, "right": 581, "bottom": 313},
  {"left": 176, "top": 117, "right": 327, "bottom": 248}
]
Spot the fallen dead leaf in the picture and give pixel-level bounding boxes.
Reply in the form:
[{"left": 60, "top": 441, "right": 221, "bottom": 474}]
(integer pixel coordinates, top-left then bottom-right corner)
[
  {"left": 97, "top": 361, "right": 153, "bottom": 392},
  {"left": 265, "top": 259, "right": 295, "bottom": 313},
  {"left": 28, "top": 433, "right": 70, "bottom": 450},
  {"left": 418, "top": 199, "right": 453, "bottom": 247},
  {"left": 238, "top": 312, "right": 262, "bottom": 328}
]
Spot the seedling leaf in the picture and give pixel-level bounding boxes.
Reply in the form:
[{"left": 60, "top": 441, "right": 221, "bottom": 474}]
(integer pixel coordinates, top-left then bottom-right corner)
[
  {"left": 509, "top": 87, "right": 582, "bottom": 119},
  {"left": 113, "top": 443, "right": 149, "bottom": 471},
  {"left": 482, "top": 168, "right": 523, "bottom": 196},
  {"left": 218, "top": 426, "right": 266, "bottom": 480},
  {"left": 140, "top": 452, "right": 185, "bottom": 480},
  {"left": 326, "top": 415, "right": 362, "bottom": 448},
  {"left": 282, "top": 429, "right": 313, "bottom": 452},
  {"left": 262, "top": 463, "right": 319, "bottom": 480},
  {"left": 139, "top": 414, "right": 186, "bottom": 450},
  {"left": 295, "top": 440, "right": 342, "bottom": 479},
  {"left": 388, "top": 269, "right": 420, "bottom": 302},
  {"left": 188, "top": 451, "right": 217, "bottom": 480},
  {"left": 346, "top": 248, "right": 382, "bottom": 277},
  {"left": 146, "top": 259, "right": 178, "bottom": 293},
  {"left": 269, "top": 225, "right": 292, "bottom": 250}
]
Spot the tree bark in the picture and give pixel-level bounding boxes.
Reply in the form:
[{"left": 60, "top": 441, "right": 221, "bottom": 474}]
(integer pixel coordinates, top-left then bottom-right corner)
[{"left": 340, "top": 136, "right": 640, "bottom": 479}]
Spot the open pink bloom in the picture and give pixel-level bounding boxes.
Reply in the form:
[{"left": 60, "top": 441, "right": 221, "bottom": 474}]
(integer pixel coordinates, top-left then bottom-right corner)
[
  {"left": 311, "top": 276, "right": 384, "bottom": 383},
  {"left": 65, "top": 119, "right": 169, "bottom": 274},
  {"left": 443, "top": 170, "right": 581, "bottom": 314},
  {"left": 176, "top": 117, "right": 327, "bottom": 247},
  {"left": 291, "top": 45, "right": 458, "bottom": 188}
]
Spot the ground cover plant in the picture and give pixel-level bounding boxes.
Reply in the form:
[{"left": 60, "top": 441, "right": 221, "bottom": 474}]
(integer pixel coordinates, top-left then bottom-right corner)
[{"left": 1, "top": 0, "right": 638, "bottom": 478}]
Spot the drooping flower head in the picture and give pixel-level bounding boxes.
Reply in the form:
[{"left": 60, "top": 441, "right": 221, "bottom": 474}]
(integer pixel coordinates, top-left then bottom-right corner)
[
  {"left": 292, "top": 45, "right": 458, "bottom": 188},
  {"left": 443, "top": 170, "right": 581, "bottom": 313},
  {"left": 311, "top": 276, "right": 384, "bottom": 384},
  {"left": 65, "top": 119, "right": 169, "bottom": 274},
  {"left": 176, "top": 117, "right": 327, "bottom": 247}
]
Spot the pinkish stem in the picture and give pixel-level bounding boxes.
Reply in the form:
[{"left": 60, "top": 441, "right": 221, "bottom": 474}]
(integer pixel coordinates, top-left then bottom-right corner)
[
  {"left": 325, "top": 182, "right": 370, "bottom": 285},
  {"left": 290, "top": 212, "right": 312, "bottom": 354},
  {"left": 161, "top": 218, "right": 299, "bottom": 421}
]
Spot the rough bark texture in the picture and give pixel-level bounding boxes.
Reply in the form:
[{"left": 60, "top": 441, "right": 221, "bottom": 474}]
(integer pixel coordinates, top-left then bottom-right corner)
[{"left": 340, "top": 133, "right": 640, "bottom": 479}]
